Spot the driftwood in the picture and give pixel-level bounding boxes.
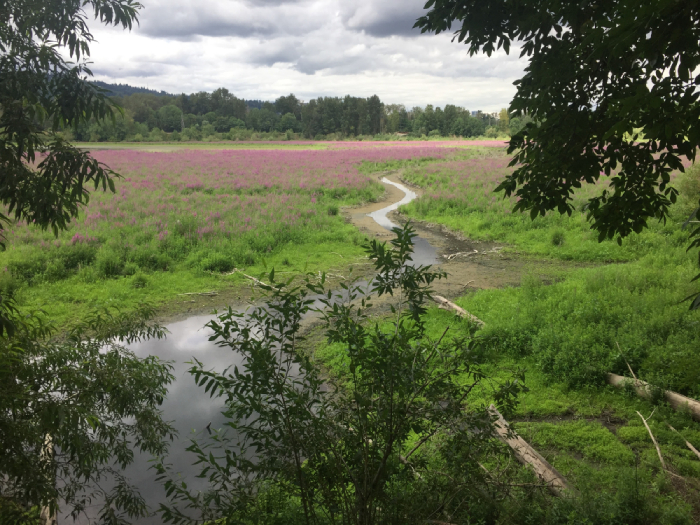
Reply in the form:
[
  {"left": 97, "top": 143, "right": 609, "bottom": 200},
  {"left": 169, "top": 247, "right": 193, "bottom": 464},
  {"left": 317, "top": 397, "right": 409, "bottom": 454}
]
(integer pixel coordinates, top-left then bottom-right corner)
[
  {"left": 607, "top": 373, "right": 700, "bottom": 421},
  {"left": 433, "top": 295, "right": 485, "bottom": 327},
  {"left": 489, "top": 405, "right": 573, "bottom": 496},
  {"left": 178, "top": 291, "right": 219, "bottom": 297},
  {"left": 443, "top": 250, "right": 478, "bottom": 260}
]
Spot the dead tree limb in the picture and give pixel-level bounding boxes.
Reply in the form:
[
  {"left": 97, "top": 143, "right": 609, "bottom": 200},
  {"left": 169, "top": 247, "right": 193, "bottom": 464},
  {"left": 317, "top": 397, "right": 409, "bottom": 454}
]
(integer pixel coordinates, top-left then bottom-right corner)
[
  {"left": 607, "top": 373, "right": 700, "bottom": 421},
  {"left": 488, "top": 405, "right": 573, "bottom": 496},
  {"left": 225, "top": 268, "right": 266, "bottom": 286},
  {"left": 433, "top": 295, "right": 485, "bottom": 327},
  {"left": 637, "top": 410, "right": 666, "bottom": 469},
  {"left": 667, "top": 424, "right": 700, "bottom": 462}
]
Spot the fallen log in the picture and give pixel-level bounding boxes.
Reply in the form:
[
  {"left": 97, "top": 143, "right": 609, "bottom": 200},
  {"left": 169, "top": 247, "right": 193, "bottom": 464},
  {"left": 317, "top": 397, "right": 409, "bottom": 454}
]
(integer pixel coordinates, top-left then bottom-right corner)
[
  {"left": 607, "top": 373, "right": 700, "bottom": 422},
  {"left": 433, "top": 295, "right": 485, "bottom": 327},
  {"left": 178, "top": 291, "right": 219, "bottom": 297},
  {"left": 489, "top": 405, "right": 573, "bottom": 496}
]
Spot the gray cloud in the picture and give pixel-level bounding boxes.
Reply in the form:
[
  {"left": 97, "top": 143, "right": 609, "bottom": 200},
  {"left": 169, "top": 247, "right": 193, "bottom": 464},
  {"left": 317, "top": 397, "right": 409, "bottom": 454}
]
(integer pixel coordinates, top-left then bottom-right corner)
[
  {"left": 136, "top": 0, "right": 324, "bottom": 39},
  {"left": 339, "top": 0, "right": 426, "bottom": 37},
  {"left": 88, "top": 0, "right": 528, "bottom": 110}
]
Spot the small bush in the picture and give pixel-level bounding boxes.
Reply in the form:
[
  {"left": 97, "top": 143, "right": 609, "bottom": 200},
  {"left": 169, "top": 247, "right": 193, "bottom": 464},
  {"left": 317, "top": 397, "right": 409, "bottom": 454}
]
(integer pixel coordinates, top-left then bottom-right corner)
[
  {"left": 0, "top": 270, "right": 20, "bottom": 298},
  {"left": 57, "top": 243, "right": 98, "bottom": 270},
  {"left": 551, "top": 229, "right": 565, "bottom": 246},
  {"left": 131, "top": 272, "right": 148, "bottom": 289},
  {"left": 44, "top": 260, "right": 68, "bottom": 282},
  {"left": 77, "top": 265, "right": 99, "bottom": 283},
  {"left": 123, "top": 262, "right": 139, "bottom": 276},
  {"left": 132, "top": 246, "right": 172, "bottom": 272},
  {"left": 327, "top": 205, "right": 339, "bottom": 216},
  {"left": 202, "top": 254, "right": 234, "bottom": 273},
  {"left": 95, "top": 249, "right": 125, "bottom": 278},
  {"left": 238, "top": 251, "right": 256, "bottom": 267},
  {"left": 8, "top": 255, "right": 47, "bottom": 284}
]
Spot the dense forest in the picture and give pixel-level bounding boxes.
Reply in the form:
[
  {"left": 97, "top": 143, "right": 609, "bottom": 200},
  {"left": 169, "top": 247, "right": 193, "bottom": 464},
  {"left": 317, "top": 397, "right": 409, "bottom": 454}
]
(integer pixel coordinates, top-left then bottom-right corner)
[{"left": 68, "top": 83, "right": 531, "bottom": 142}]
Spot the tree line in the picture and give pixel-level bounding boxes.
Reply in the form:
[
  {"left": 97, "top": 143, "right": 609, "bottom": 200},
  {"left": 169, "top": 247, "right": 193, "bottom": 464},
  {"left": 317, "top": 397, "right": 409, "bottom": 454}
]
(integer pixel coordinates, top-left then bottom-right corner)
[{"left": 68, "top": 86, "right": 531, "bottom": 142}]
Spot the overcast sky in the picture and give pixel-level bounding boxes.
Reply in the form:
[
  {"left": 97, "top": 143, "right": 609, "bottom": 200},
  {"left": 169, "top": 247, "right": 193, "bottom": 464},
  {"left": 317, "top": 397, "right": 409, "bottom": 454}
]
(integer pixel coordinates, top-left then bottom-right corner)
[{"left": 88, "top": 0, "right": 527, "bottom": 110}]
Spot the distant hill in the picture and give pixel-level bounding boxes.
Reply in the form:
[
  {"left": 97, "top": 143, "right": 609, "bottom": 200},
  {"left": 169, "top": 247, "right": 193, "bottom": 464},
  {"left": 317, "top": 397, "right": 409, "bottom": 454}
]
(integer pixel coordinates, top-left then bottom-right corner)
[
  {"left": 93, "top": 81, "right": 172, "bottom": 97},
  {"left": 94, "top": 81, "right": 269, "bottom": 109}
]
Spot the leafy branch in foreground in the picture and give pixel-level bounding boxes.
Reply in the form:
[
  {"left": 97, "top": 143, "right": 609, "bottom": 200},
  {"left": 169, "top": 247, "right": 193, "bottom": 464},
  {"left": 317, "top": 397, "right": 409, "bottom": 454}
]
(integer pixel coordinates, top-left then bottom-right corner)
[
  {"left": 0, "top": 305, "right": 175, "bottom": 525},
  {"left": 1, "top": 0, "right": 142, "bottom": 242},
  {"left": 415, "top": 0, "right": 700, "bottom": 307},
  {"left": 156, "top": 223, "right": 526, "bottom": 525}
]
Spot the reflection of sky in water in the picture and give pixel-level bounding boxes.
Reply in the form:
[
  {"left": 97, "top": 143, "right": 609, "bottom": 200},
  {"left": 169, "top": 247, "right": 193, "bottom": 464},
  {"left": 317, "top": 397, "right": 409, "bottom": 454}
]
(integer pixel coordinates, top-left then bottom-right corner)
[
  {"left": 67, "top": 181, "right": 441, "bottom": 523},
  {"left": 367, "top": 178, "right": 439, "bottom": 267},
  {"left": 122, "top": 313, "right": 243, "bottom": 524}
]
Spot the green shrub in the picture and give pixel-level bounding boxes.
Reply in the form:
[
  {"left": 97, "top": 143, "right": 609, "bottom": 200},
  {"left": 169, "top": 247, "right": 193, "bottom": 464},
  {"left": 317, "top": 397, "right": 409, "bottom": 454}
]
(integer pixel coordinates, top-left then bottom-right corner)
[
  {"left": 123, "top": 262, "right": 139, "bottom": 276},
  {"left": 131, "top": 272, "right": 148, "bottom": 289},
  {"left": 131, "top": 246, "right": 171, "bottom": 271},
  {"left": 57, "top": 243, "right": 98, "bottom": 270},
  {"left": 0, "top": 270, "right": 20, "bottom": 298},
  {"left": 8, "top": 254, "right": 46, "bottom": 284},
  {"left": 44, "top": 259, "right": 68, "bottom": 282},
  {"left": 237, "top": 251, "right": 256, "bottom": 267},
  {"left": 327, "top": 205, "right": 339, "bottom": 216},
  {"left": 201, "top": 254, "right": 234, "bottom": 273},
  {"left": 95, "top": 249, "right": 125, "bottom": 278},
  {"left": 77, "top": 265, "right": 99, "bottom": 283},
  {"left": 551, "top": 229, "right": 565, "bottom": 246}
]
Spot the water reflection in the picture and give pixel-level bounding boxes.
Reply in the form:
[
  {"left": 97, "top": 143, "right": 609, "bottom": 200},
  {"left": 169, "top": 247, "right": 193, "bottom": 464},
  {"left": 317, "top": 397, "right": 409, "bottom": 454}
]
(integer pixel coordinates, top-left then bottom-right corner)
[{"left": 123, "top": 314, "right": 236, "bottom": 524}]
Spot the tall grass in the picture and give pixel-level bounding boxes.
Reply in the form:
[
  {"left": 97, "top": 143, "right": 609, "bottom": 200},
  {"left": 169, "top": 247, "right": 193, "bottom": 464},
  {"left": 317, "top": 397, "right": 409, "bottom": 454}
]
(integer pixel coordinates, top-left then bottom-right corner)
[
  {"left": 398, "top": 148, "right": 700, "bottom": 394},
  {"left": 401, "top": 147, "right": 693, "bottom": 263}
]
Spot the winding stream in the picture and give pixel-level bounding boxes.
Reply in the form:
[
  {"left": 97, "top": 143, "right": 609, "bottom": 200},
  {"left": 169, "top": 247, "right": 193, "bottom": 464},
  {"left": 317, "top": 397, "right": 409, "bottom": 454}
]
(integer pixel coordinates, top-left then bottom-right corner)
[
  {"left": 76, "top": 178, "right": 439, "bottom": 523},
  {"left": 367, "top": 178, "right": 438, "bottom": 267}
]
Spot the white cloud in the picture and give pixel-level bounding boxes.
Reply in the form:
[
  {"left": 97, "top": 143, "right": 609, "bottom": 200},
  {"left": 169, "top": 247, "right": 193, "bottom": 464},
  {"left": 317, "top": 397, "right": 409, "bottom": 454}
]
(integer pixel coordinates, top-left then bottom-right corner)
[{"left": 87, "top": 0, "right": 527, "bottom": 110}]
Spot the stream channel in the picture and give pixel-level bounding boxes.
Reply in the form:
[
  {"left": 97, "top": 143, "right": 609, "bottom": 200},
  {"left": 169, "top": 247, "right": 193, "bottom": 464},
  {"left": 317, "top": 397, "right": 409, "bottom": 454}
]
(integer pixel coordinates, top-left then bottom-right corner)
[{"left": 76, "top": 178, "right": 439, "bottom": 523}]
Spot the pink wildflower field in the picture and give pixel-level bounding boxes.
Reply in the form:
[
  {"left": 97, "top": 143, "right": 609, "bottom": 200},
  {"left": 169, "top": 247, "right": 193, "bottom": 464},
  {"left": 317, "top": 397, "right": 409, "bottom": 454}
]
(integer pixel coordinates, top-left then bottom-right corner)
[{"left": 3, "top": 142, "right": 507, "bottom": 283}]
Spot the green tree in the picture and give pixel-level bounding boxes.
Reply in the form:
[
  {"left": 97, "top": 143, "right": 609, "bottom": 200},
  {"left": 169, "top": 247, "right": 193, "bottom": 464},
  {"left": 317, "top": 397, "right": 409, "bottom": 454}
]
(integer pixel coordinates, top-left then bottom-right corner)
[
  {"left": 277, "top": 112, "right": 301, "bottom": 133},
  {"left": 0, "top": 0, "right": 177, "bottom": 520},
  {"left": 156, "top": 105, "right": 183, "bottom": 133},
  {"left": 498, "top": 107, "right": 509, "bottom": 133},
  {"left": 275, "top": 93, "right": 302, "bottom": 119},
  {"left": 416, "top": 0, "right": 700, "bottom": 306},
  {"left": 367, "top": 94, "right": 383, "bottom": 135},
  {"left": 1, "top": 306, "right": 175, "bottom": 523}
]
